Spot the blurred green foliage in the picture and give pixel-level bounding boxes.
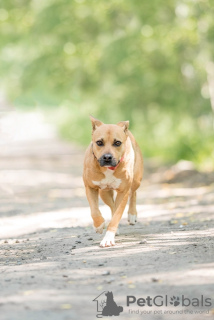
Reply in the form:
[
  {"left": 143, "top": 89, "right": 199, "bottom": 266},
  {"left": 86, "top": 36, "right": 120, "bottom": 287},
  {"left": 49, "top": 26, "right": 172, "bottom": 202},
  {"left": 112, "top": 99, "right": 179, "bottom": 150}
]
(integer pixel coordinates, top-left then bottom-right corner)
[{"left": 0, "top": 0, "right": 213, "bottom": 168}]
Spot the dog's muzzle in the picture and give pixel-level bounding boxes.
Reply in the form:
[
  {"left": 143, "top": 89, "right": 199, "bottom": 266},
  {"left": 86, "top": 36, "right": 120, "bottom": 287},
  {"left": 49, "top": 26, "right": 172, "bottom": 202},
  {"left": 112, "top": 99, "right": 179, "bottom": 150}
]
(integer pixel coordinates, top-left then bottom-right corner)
[{"left": 99, "top": 153, "right": 117, "bottom": 167}]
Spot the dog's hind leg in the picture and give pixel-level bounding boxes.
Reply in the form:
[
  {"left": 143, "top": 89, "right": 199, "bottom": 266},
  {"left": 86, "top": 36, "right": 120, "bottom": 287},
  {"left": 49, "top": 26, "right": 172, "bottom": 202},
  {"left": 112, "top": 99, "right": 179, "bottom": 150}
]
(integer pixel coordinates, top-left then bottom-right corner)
[
  {"left": 128, "top": 149, "right": 143, "bottom": 225},
  {"left": 99, "top": 190, "right": 119, "bottom": 235},
  {"left": 128, "top": 190, "right": 137, "bottom": 225},
  {"left": 99, "top": 190, "right": 115, "bottom": 214}
]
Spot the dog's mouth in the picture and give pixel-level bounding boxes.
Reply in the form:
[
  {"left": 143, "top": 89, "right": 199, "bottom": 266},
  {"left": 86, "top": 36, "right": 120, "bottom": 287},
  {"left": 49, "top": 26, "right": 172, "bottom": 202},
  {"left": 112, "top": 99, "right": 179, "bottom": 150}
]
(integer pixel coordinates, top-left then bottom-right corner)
[{"left": 99, "top": 158, "right": 118, "bottom": 168}]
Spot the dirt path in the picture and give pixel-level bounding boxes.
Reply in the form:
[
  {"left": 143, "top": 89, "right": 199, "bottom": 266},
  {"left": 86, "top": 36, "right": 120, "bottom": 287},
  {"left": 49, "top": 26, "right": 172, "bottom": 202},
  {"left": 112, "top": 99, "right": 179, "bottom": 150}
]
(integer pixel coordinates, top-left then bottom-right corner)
[{"left": 0, "top": 110, "right": 214, "bottom": 320}]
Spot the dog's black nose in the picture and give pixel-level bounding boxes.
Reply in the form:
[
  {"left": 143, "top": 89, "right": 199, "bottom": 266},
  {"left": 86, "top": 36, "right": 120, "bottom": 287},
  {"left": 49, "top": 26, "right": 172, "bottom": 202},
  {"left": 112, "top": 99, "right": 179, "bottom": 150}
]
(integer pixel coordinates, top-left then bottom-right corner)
[{"left": 103, "top": 154, "right": 113, "bottom": 162}]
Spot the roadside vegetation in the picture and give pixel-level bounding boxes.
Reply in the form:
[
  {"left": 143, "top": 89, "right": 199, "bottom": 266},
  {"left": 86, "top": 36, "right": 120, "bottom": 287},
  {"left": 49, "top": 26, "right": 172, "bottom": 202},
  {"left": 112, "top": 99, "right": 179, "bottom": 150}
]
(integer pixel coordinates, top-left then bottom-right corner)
[{"left": 0, "top": 0, "right": 213, "bottom": 169}]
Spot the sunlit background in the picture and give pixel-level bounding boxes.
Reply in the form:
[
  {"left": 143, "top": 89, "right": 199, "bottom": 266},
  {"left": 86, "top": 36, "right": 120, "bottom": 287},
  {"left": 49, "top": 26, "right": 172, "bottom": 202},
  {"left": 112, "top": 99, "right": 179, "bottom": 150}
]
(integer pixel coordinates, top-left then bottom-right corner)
[
  {"left": 0, "top": 3, "right": 214, "bottom": 317},
  {"left": 0, "top": 0, "right": 213, "bottom": 169}
]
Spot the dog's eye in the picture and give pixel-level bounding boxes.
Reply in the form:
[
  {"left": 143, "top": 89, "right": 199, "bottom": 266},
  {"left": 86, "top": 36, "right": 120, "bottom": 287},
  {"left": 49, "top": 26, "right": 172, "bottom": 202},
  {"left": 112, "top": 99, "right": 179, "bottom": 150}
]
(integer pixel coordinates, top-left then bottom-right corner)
[
  {"left": 96, "top": 140, "right": 104, "bottom": 146},
  {"left": 114, "top": 141, "right": 122, "bottom": 147}
]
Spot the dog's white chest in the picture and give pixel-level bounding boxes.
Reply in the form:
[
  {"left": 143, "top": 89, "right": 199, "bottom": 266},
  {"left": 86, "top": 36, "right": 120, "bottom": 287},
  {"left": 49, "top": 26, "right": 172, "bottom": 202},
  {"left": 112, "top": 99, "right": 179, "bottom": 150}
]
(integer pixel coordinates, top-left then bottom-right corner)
[{"left": 92, "top": 169, "right": 121, "bottom": 190}]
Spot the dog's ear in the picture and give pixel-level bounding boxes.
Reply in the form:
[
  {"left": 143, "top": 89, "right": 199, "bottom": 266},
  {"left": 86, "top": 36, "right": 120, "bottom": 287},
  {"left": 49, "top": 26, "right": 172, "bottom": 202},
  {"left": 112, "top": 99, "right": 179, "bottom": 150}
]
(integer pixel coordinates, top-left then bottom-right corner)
[
  {"left": 117, "top": 121, "right": 129, "bottom": 134},
  {"left": 90, "top": 115, "right": 103, "bottom": 132}
]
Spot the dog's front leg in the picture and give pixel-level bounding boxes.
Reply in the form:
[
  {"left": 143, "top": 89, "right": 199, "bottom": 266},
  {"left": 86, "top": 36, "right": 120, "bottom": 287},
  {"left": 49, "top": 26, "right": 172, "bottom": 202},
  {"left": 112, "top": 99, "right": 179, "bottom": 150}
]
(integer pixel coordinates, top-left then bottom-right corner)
[
  {"left": 100, "top": 188, "right": 130, "bottom": 247},
  {"left": 85, "top": 186, "right": 105, "bottom": 233}
]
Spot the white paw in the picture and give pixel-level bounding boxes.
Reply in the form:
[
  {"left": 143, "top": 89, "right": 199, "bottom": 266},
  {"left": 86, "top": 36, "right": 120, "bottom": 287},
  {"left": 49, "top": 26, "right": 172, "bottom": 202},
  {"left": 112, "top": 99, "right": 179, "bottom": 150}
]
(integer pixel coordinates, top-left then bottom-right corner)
[
  {"left": 128, "top": 214, "right": 137, "bottom": 225},
  {"left": 115, "top": 227, "right": 120, "bottom": 236},
  {"left": 94, "top": 221, "right": 105, "bottom": 234},
  {"left": 100, "top": 231, "right": 115, "bottom": 247}
]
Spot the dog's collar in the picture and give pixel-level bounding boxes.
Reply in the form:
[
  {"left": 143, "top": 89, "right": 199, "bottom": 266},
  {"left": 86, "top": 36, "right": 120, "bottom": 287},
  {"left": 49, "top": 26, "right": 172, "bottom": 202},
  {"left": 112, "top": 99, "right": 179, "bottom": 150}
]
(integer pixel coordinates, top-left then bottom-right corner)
[
  {"left": 107, "top": 156, "right": 124, "bottom": 170},
  {"left": 91, "top": 143, "right": 124, "bottom": 171}
]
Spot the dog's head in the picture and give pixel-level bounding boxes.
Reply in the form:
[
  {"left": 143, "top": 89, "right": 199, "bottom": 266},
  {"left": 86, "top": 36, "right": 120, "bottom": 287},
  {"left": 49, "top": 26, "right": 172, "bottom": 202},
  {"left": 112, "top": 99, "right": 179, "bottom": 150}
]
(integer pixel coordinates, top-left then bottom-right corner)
[
  {"left": 105, "top": 291, "right": 113, "bottom": 298},
  {"left": 90, "top": 116, "right": 129, "bottom": 168}
]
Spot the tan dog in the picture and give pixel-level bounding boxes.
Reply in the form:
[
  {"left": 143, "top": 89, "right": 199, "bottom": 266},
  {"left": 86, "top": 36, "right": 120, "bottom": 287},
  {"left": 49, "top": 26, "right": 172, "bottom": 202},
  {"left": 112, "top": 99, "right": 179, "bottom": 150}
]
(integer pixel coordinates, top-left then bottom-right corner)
[{"left": 83, "top": 116, "right": 143, "bottom": 247}]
